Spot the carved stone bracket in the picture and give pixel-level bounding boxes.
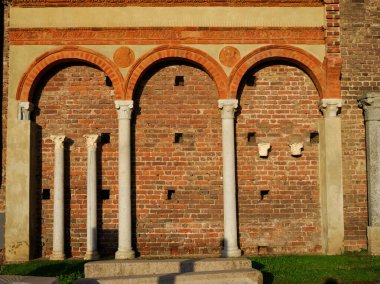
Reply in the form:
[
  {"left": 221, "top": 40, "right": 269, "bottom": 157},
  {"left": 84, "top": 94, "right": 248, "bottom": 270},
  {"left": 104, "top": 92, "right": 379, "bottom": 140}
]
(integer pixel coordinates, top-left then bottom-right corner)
[
  {"left": 319, "top": 99, "right": 342, "bottom": 118},
  {"left": 218, "top": 99, "right": 238, "bottom": 119},
  {"left": 358, "top": 92, "right": 380, "bottom": 121},
  {"left": 115, "top": 100, "right": 134, "bottom": 120},
  {"left": 18, "top": 102, "right": 34, "bottom": 121}
]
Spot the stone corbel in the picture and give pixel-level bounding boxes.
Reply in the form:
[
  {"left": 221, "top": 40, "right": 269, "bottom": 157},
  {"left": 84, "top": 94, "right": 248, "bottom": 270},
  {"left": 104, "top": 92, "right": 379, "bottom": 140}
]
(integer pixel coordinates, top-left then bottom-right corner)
[
  {"left": 18, "top": 102, "right": 34, "bottom": 121},
  {"left": 289, "top": 143, "right": 304, "bottom": 156},
  {"left": 258, "top": 143, "right": 271, "bottom": 157},
  {"left": 319, "top": 99, "right": 342, "bottom": 118}
]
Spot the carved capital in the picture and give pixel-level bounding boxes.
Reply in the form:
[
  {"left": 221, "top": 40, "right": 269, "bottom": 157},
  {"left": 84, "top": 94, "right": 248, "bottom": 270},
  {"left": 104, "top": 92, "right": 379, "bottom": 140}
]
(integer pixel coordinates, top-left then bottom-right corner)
[
  {"left": 51, "top": 135, "right": 66, "bottom": 150},
  {"left": 358, "top": 92, "right": 380, "bottom": 121},
  {"left": 218, "top": 99, "right": 238, "bottom": 119},
  {"left": 2, "top": 0, "right": 12, "bottom": 6},
  {"left": 18, "top": 102, "right": 34, "bottom": 121},
  {"left": 84, "top": 135, "right": 100, "bottom": 150},
  {"left": 319, "top": 99, "right": 342, "bottom": 118},
  {"left": 115, "top": 100, "right": 134, "bottom": 120}
]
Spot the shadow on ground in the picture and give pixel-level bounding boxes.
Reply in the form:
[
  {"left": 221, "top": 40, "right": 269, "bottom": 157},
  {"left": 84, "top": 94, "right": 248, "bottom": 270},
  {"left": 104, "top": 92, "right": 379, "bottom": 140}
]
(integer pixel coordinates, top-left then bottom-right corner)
[{"left": 251, "top": 260, "right": 274, "bottom": 284}]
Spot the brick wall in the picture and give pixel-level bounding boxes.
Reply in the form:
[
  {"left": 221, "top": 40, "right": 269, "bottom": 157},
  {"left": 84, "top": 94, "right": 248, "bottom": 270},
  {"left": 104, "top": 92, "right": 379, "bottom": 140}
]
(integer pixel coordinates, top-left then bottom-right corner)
[
  {"left": 133, "top": 62, "right": 224, "bottom": 256},
  {"left": 34, "top": 63, "right": 118, "bottom": 258},
  {"left": 340, "top": 0, "right": 380, "bottom": 251},
  {"left": 236, "top": 63, "right": 322, "bottom": 254},
  {"left": 1, "top": 4, "right": 9, "bottom": 212}
]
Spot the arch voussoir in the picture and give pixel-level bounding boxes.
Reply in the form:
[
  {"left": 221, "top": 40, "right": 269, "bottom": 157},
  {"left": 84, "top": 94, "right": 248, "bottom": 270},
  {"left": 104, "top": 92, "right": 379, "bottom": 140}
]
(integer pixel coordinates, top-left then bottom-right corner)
[{"left": 17, "top": 46, "right": 125, "bottom": 102}]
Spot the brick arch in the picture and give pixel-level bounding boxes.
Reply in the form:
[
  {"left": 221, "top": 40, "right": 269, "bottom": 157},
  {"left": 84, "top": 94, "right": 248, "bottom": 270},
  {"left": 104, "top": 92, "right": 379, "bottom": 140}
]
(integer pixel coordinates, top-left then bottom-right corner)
[
  {"left": 125, "top": 45, "right": 228, "bottom": 100},
  {"left": 16, "top": 46, "right": 125, "bottom": 101},
  {"left": 229, "top": 45, "right": 327, "bottom": 99}
]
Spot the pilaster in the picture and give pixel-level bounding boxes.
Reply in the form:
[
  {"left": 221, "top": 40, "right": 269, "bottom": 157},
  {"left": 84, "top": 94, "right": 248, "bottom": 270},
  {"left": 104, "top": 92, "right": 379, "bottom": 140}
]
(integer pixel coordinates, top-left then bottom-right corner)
[{"left": 318, "top": 98, "right": 344, "bottom": 255}]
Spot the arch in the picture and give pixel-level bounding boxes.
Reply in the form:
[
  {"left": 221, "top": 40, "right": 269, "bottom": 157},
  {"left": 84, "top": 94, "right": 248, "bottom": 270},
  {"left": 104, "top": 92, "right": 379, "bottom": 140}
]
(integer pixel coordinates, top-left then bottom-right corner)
[
  {"left": 125, "top": 45, "right": 228, "bottom": 100},
  {"left": 16, "top": 46, "right": 125, "bottom": 101},
  {"left": 229, "top": 45, "right": 326, "bottom": 99}
]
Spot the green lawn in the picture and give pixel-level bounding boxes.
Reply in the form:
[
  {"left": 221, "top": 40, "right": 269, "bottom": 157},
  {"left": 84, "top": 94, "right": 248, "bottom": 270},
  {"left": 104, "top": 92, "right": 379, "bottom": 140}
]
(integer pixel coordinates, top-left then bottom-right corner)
[
  {"left": 1, "top": 253, "right": 379, "bottom": 284},
  {"left": 251, "top": 253, "right": 380, "bottom": 283},
  {"left": 0, "top": 259, "right": 86, "bottom": 284}
]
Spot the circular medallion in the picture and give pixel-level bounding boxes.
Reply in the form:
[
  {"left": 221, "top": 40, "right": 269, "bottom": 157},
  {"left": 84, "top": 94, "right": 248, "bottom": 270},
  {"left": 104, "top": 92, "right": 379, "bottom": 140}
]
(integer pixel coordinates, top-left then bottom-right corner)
[
  {"left": 113, "top": 46, "right": 135, "bottom": 68},
  {"left": 219, "top": 46, "right": 241, "bottom": 68}
]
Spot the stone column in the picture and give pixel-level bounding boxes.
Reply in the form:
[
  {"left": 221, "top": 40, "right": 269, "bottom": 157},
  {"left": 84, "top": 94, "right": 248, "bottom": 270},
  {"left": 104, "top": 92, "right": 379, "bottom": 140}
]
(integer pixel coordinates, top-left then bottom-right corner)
[
  {"left": 50, "top": 135, "right": 66, "bottom": 260},
  {"left": 218, "top": 99, "right": 242, "bottom": 257},
  {"left": 358, "top": 92, "right": 380, "bottom": 255},
  {"left": 319, "top": 99, "right": 344, "bottom": 255},
  {"left": 115, "top": 100, "right": 135, "bottom": 259},
  {"left": 84, "top": 134, "right": 100, "bottom": 260}
]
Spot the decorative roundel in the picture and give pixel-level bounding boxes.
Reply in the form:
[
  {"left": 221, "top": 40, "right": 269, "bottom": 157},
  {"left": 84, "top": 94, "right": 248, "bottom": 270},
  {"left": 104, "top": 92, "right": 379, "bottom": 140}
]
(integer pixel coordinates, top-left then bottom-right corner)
[
  {"left": 113, "top": 46, "right": 135, "bottom": 68},
  {"left": 219, "top": 46, "right": 241, "bottom": 68}
]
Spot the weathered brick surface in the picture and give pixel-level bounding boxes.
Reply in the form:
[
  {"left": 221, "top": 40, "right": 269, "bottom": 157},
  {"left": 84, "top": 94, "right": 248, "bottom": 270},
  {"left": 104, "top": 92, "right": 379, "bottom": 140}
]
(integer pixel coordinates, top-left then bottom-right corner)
[
  {"left": 133, "top": 62, "right": 224, "bottom": 256},
  {"left": 34, "top": 64, "right": 118, "bottom": 258},
  {"left": 340, "top": 0, "right": 380, "bottom": 251},
  {"left": 0, "top": 5, "right": 9, "bottom": 212},
  {"left": 236, "top": 63, "right": 322, "bottom": 254}
]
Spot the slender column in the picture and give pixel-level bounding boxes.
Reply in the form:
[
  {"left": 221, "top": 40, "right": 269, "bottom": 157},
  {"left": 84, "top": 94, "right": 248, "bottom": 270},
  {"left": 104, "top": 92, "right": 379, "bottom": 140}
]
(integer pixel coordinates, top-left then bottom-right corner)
[
  {"left": 358, "top": 92, "right": 380, "bottom": 255},
  {"left": 50, "top": 135, "right": 66, "bottom": 260},
  {"left": 84, "top": 134, "right": 100, "bottom": 260},
  {"left": 115, "top": 100, "right": 135, "bottom": 259},
  {"left": 218, "top": 99, "right": 242, "bottom": 257},
  {"left": 319, "top": 99, "right": 344, "bottom": 255}
]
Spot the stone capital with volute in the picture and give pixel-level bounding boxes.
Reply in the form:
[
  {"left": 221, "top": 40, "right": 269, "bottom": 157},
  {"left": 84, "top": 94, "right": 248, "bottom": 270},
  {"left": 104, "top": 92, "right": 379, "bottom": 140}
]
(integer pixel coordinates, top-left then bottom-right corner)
[
  {"left": 115, "top": 100, "right": 134, "bottom": 120},
  {"left": 358, "top": 92, "right": 380, "bottom": 121},
  {"left": 84, "top": 135, "right": 100, "bottom": 151},
  {"left": 319, "top": 99, "right": 342, "bottom": 118},
  {"left": 51, "top": 135, "right": 66, "bottom": 149},
  {"left": 218, "top": 99, "right": 238, "bottom": 119}
]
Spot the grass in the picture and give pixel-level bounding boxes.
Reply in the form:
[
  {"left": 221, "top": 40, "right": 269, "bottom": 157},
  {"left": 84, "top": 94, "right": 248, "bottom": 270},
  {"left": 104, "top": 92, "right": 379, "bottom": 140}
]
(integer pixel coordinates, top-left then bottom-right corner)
[
  {"left": 0, "top": 259, "right": 86, "bottom": 284},
  {"left": 0, "top": 253, "right": 379, "bottom": 284},
  {"left": 251, "top": 252, "right": 380, "bottom": 284}
]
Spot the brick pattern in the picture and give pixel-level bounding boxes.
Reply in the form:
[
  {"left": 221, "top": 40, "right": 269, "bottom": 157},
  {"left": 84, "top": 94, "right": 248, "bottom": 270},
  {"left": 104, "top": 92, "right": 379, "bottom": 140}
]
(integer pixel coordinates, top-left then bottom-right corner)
[
  {"left": 12, "top": 0, "right": 323, "bottom": 7},
  {"left": 340, "top": 0, "right": 380, "bottom": 251},
  {"left": 236, "top": 63, "right": 322, "bottom": 254},
  {"left": 133, "top": 62, "right": 224, "bottom": 256},
  {"left": 325, "top": 0, "right": 340, "bottom": 55},
  {"left": 0, "top": 5, "right": 10, "bottom": 212},
  {"left": 8, "top": 27, "right": 325, "bottom": 46},
  {"left": 34, "top": 64, "right": 118, "bottom": 258}
]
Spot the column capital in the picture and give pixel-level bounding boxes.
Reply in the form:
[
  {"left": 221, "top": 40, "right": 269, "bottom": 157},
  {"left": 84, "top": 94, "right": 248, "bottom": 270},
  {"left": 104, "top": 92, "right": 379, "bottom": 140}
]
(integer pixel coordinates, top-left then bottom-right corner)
[
  {"left": 18, "top": 102, "right": 34, "bottom": 121},
  {"left": 319, "top": 99, "right": 342, "bottom": 118},
  {"left": 218, "top": 99, "right": 238, "bottom": 119},
  {"left": 2, "top": 0, "right": 12, "bottom": 6},
  {"left": 358, "top": 92, "right": 380, "bottom": 121},
  {"left": 51, "top": 135, "right": 66, "bottom": 150},
  {"left": 84, "top": 134, "right": 100, "bottom": 150},
  {"left": 115, "top": 100, "right": 134, "bottom": 120}
]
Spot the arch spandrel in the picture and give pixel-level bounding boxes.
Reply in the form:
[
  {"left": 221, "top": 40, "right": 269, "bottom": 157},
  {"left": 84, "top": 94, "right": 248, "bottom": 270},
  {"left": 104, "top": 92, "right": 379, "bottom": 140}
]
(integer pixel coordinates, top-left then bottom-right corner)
[
  {"left": 16, "top": 46, "right": 125, "bottom": 102},
  {"left": 124, "top": 45, "right": 228, "bottom": 100}
]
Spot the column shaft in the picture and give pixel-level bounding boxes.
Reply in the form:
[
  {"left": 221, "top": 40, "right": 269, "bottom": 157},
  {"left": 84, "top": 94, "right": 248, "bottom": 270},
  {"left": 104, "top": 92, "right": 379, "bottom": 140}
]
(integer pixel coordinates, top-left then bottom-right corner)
[
  {"left": 115, "top": 100, "right": 135, "bottom": 259},
  {"left": 358, "top": 92, "right": 380, "bottom": 255},
  {"left": 218, "top": 99, "right": 241, "bottom": 258},
  {"left": 84, "top": 135, "right": 99, "bottom": 260},
  {"left": 51, "top": 135, "right": 65, "bottom": 260}
]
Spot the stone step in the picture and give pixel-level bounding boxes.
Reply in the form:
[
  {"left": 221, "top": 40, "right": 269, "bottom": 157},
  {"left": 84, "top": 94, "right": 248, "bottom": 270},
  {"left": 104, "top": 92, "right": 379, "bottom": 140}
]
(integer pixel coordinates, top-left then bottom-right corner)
[
  {"left": 0, "top": 275, "right": 58, "bottom": 284},
  {"left": 85, "top": 258, "right": 253, "bottom": 278},
  {"left": 75, "top": 268, "right": 263, "bottom": 284}
]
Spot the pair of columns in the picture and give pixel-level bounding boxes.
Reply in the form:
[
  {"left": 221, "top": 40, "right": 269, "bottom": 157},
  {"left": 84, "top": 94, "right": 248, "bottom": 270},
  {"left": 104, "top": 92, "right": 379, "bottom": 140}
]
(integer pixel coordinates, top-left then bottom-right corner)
[{"left": 50, "top": 134, "right": 101, "bottom": 260}]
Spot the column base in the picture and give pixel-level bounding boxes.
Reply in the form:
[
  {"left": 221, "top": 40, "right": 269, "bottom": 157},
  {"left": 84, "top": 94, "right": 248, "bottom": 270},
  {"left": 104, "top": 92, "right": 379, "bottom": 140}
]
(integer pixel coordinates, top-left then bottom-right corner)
[
  {"left": 221, "top": 247, "right": 242, "bottom": 258},
  {"left": 368, "top": 226, "right": 380, "bottom": 255},
  {"left": 115, "top": 249, "right": 135, "bottom": 260},
  {"left": 84, "top": 251, "right": 99, "bottom": 260},
  {"left": 50, "top": 251, "right": 65, "bottom": 260}
]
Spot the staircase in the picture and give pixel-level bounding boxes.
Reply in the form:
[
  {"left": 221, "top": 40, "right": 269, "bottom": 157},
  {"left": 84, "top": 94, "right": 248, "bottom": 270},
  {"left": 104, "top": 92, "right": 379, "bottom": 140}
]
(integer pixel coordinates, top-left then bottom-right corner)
[{"left": 74, "top": 258, "right": 263, "bottom": 284}]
